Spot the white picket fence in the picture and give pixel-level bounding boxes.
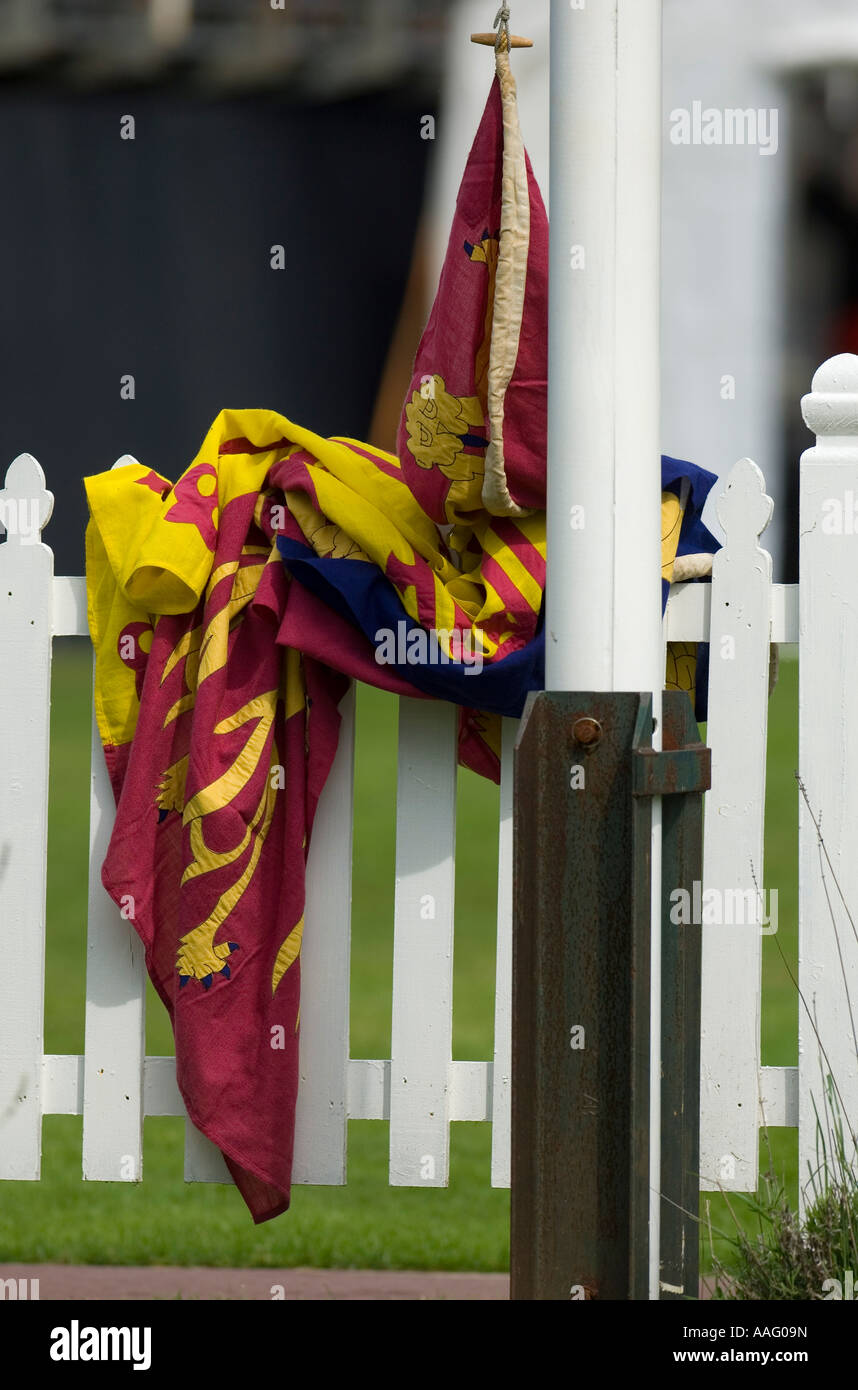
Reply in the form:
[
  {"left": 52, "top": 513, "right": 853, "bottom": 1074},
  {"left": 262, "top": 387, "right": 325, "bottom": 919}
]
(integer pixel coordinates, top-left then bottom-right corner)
[{"left": 1, "top": 352, "right": 858, "bottom": 1205}]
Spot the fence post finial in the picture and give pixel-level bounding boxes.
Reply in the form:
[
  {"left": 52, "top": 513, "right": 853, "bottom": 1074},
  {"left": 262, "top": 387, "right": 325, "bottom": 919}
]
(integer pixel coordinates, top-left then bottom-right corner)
[
  {"left": 0, "top": 453, "right": 53, "bottom": 547},
  {"left": 801, "top": 352, "right": 858, "bottom": 442}
]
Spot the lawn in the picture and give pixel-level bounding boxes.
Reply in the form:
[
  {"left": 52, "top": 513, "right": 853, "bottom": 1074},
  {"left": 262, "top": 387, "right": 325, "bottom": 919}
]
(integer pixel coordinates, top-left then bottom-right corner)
[{"left": 0, "top": 640, "right": 800, "bottom": 1273}]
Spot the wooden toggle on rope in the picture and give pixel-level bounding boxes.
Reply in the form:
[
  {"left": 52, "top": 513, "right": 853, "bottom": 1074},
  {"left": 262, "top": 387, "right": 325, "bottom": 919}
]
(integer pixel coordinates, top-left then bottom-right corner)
[{"left": 471, "top": 0, "right": 532, "bottom": 48}]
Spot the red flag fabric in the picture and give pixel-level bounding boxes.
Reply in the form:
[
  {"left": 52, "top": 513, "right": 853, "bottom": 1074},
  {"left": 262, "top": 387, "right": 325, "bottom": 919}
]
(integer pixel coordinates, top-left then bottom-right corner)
[
  {"left": 85, "top": 426, "right": 349, "bottom": 1222},
  {"left": 397, "top": 68, "right": 548, "bottom": 523}
]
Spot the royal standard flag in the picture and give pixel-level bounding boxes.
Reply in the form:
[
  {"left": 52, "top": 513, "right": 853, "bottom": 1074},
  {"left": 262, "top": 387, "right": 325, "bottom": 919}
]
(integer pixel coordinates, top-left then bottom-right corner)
[{"left": 85, "top": 64, "right": 718, "bottom": 1223}]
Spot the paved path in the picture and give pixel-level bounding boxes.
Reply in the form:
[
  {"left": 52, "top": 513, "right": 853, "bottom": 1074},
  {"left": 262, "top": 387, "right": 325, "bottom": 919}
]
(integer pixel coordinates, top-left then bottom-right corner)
[
  {"left": 1, "top": 1264, "right": 719, "bottom": 1299},
  {"left": 0, "top": 1264, "right": 509, "bottom": 1301}
]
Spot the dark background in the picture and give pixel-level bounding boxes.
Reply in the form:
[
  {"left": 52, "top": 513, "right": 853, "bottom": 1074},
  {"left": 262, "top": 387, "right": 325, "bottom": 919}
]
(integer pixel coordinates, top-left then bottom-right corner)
[{"left": 0, "top": 1, "right": 449, "bottom": 575}]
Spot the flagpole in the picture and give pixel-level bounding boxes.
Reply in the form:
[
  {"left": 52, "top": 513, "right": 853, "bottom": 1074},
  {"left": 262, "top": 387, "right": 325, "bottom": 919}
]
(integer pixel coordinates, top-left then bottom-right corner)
[
  {"left": 546, "top": 0, "right": 664, "bottom": 1299},
  {"left": 545, "top": 3, "right": 662, "bottom": 707},
  {"left": 511, "top": 0, "right": 665, "bottom": 1300}
]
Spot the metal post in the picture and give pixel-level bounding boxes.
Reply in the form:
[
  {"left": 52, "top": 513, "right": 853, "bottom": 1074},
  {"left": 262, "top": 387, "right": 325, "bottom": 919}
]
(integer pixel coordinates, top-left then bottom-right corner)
[
  {"left": 511, "top": 0, "right": 665, "bottom": 1300},
  {"left": 512, "top": 692, "right": 656, "bottom": 1300}
]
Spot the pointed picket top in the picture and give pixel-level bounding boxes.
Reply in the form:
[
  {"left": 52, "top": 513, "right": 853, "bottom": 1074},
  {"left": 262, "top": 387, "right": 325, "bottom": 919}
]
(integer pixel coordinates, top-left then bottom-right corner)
[
  {"left": 801, "top": 352, "right": 858, "bottom": 439},
  {"left": 0, "top": 453, "right": 54, "bottom": 547},
  {"left": 715, "top": 457, "right": 773, "bottom": 555},
  {"left": 700, "top": 452, "right": 774, "bottom": 1195}
]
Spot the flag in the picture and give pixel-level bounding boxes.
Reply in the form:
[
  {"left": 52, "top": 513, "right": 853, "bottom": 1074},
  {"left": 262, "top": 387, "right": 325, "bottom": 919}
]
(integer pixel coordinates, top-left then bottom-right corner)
[
  {"left": 84, "top": 63, "right": 719, "bottom": 1224},
  {"left": 86, "top": 415, "right": 349, "bottom": 1223},
  {"left": 85, "top": 406, "right": 545, "bottom": 1222}
]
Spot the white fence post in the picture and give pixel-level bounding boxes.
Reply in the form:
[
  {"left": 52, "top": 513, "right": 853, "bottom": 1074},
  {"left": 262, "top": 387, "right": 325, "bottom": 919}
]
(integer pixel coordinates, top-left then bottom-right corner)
[
  {"left": 0, "top": 454, "right": 54, "bottom": 1179},
  {"left": 698, "top": 457, "right": 774, "bottom": 1192},
  {"left": 799, "top": 353, "right": 858, "bottom": 1202}
]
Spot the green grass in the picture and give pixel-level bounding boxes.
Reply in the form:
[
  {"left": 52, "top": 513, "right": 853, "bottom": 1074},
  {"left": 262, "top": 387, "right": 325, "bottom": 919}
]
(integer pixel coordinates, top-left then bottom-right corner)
[{"left": 0, "top": 642, "right": 800, "bottom": 1272}]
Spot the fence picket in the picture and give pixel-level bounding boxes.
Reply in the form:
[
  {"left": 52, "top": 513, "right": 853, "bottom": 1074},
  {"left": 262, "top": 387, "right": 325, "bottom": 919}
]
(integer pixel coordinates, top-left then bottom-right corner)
[
  {"left": 698, "top": 457, "right": 773, "bottom": 1192},
  {"left": 0, "top": 454, "right": 54, "bottom": 1179},
  {"left": 491, "top": 717, "right": 516, "bottom": 1186},
  {"left": 184, "top": 1124, "right": 231, "bottom": 1183},
  {"left": 81, "top": 697, "right": 147, "bottom": 1182},
  {"left": 389, "top": 698, "right": 457, "bottom": 1186},
  {"left": 292, "top": 684, "right": 355, "bottom": 1184},
  {"left": 81, "top": 457, "right": 146, "bottom": 1183}
]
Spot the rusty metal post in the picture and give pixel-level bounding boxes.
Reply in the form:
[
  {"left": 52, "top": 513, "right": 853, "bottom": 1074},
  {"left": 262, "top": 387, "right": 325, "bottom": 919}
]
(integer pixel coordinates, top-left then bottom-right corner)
[
  {"left": 511, "top": 689, "right": 709, "bottom": 1300},
  {"left": 511, "top": 691, "right": 654, "bottom": 1300},
  {"left": 651, "top": 691, "right": 706, "bottom": 1300}
]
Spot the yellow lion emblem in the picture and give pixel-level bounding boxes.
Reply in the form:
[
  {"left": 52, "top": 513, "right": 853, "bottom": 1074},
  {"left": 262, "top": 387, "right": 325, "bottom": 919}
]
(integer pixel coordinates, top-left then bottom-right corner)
[{"left": 403, "top": 375, "right": 486, "bottom": 493}]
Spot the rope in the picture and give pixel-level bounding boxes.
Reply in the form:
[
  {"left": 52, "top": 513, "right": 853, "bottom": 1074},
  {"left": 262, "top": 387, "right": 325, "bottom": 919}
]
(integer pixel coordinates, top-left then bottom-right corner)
[
  {"left": 494, "top": 4, "right": 511, "bottom": 53},
  {"left": 481, "top": 10, "right": 532, "bottom": 517},
  {"left": 671, "top": 552, "right": 714, "bottom": 581}
]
